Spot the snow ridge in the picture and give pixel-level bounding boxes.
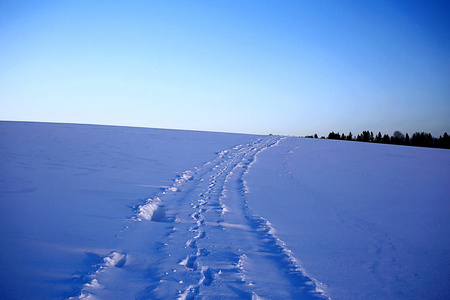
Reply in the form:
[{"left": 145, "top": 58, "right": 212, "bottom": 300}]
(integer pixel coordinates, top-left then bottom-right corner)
[{"left": 73, "top": 136, "right": 328, "bottom": 299}]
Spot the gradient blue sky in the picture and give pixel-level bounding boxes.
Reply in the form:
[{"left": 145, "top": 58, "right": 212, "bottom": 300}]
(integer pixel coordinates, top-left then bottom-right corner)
[{"left": 1, "top": 0, "right": 449, "bottom": 136}]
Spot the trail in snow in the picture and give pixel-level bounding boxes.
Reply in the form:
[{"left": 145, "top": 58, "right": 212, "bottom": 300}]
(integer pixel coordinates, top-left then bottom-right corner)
[{"left": 74, "top": 136, "right": 328, "bottom": 299}]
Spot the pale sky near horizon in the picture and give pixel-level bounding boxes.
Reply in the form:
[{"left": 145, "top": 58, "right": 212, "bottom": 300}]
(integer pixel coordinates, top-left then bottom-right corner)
[{"left": 1, "top": 0, "right": 449, "bottom": 136}]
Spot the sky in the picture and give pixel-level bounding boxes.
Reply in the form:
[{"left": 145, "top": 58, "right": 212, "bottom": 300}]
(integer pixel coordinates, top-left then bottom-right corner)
[{"left": 1, "top": 0, "right": 449, "bottom": 137}]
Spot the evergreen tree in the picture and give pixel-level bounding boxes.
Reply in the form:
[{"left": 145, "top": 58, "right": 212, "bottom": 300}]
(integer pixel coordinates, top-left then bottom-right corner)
[
  {"left": 427, "top": 133, "right": 433, "bottom": 147},
  {"left": 347, "top": 132, "right": 353, "bottom": 141},
  {"left": 327, "top": 131, "right": 341, "bottom": 140},
  {"left": 443, "top": 132, "right": 450, "bottom": 148},
  {"left": 411, "top": 132, "right": 434, "bottom": 147},
  {"left": 318, "top": 130, "right": 447, "bottom": 149},
  {"left": 362, "top": 131, "right": 370, "bottom": 142},
  {"left": 376, "top": 132, "right": 382, "bottom": 143}
]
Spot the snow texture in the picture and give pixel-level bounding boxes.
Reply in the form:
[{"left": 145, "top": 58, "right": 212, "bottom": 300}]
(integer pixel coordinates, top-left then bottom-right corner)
[
  {"left": 1, "top": 121, "right": 449, "bottom": 299},
  {"left": 245, "top": 137, "right": 450, "bottom": 299}
]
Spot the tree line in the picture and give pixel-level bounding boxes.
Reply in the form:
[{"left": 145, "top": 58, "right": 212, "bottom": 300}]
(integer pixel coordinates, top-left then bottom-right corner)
[{"left": 305, "top": 131, "right": 450, "bottom": 149}]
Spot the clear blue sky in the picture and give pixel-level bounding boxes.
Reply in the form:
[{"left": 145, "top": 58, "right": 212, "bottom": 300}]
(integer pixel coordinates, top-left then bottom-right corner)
[{"left": 1, "top": 0, "right": 449, "bottom": 136}]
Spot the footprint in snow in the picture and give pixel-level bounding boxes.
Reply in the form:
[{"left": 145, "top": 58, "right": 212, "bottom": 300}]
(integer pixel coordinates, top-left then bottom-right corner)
[
  {"left": 194, "top": 231, "right": 206, "bottom": 239},
  {"left": 200, "top": 266, "right": 214, "bottom": 286},
  {"left": 104, "top": 252, "right": 127, "bottom": 268},
  {"left": 186, "top": 239, "right": 197, "bottom": 249},
  {"left": 180, "top": 255, "right": 198, "bottom": 270}
]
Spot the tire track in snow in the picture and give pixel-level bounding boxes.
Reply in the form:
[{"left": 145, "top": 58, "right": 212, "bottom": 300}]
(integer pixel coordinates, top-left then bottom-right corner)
[{"left": 73, "top": 136, "right": 329, "bottom": 299}]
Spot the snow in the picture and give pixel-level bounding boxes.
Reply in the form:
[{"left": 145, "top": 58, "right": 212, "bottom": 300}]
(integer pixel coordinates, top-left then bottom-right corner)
[
  {"left": 104, "top": 251, "right": 127, "bottom": 268},
  {"left": 1, "top": 121, "right": 449, "bottom": 299},
  {"left": 0, "top": 121, "right": 260, "bottom": 299},
  {"left": 244, "top": 137, "right": 450, "bottom": 299}
]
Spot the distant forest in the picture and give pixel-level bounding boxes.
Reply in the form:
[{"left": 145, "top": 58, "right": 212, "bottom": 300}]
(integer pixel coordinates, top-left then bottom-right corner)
[{"left": 305, "top": 131, "right": 450, "bottom": 149}]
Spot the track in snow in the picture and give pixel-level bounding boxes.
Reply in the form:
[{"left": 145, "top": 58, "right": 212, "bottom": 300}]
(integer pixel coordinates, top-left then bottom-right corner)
[{"left": 75, "top": 136, "right": 328, "bottom": 299}]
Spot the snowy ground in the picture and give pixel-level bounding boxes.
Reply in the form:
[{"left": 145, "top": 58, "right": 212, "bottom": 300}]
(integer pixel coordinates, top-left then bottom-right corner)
[
  {"left": 245, "top": 138, "right": 450, "bottom": 299},
  {"left": 1, "top": 121, "right": 449, "bottom": 299}
]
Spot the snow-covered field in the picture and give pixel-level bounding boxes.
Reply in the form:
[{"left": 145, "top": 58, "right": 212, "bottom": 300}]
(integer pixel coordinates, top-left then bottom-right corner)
[{"left": 1, "top": 121, "right": 449, "bottom": 299}]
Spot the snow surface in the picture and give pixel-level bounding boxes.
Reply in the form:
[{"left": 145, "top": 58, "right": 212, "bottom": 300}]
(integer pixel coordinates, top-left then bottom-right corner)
[
  {"left": 0, "top": 121, "right": 260, "bottom": 299},
  {"left": 244, "top": 138, "right": 450, "bottom": 299},
  {"left": 1, "top": 121, "right": 449, "bottom": 299}
]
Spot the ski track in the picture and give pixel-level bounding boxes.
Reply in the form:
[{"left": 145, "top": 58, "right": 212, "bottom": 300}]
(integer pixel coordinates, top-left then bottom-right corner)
[{"left": 73, "top": 136, "right": 329, "bottom": 299}]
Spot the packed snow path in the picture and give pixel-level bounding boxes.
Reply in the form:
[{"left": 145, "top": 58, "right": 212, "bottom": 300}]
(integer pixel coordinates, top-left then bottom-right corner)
[{"left": 77, "top": 136, "right": 328, "bottom": 299}]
